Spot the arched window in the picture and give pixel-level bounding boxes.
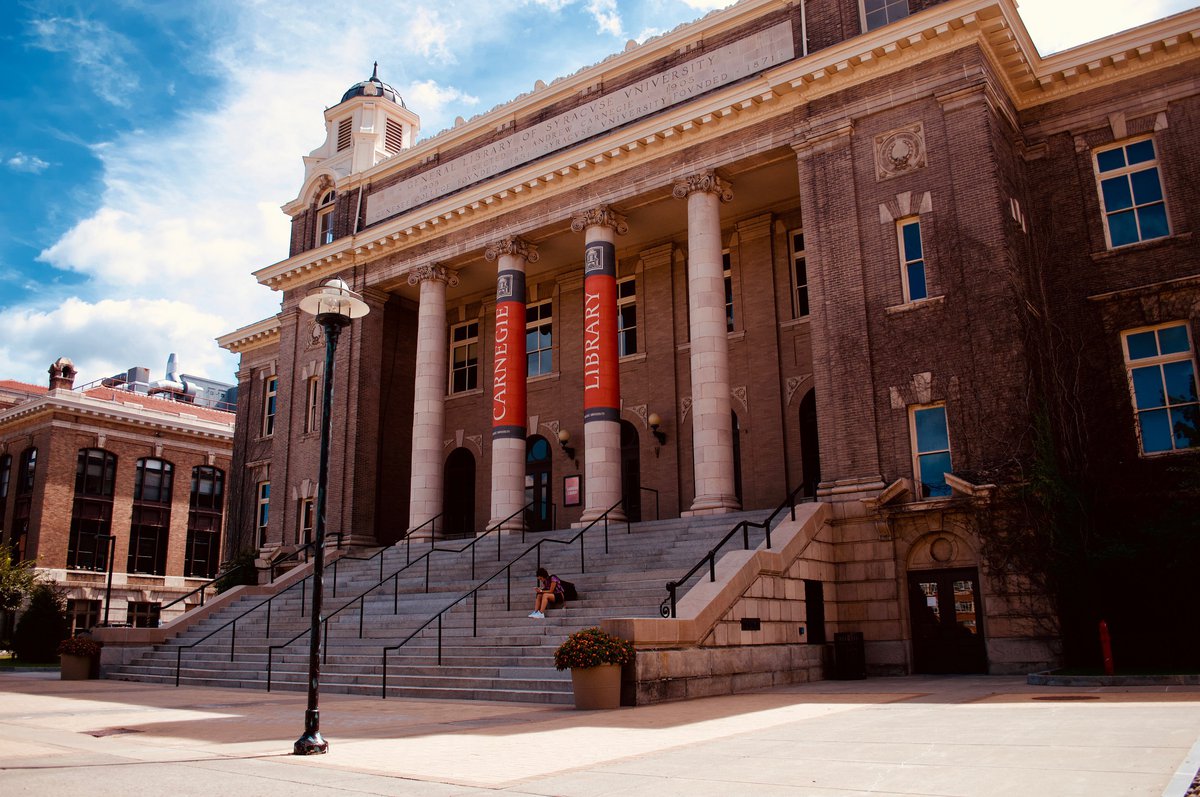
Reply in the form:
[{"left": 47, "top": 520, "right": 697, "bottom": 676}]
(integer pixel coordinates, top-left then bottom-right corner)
[
  {"left": 525, "top": 436, "right": 553, "bottom": 532},
  {"left": 68, "top": 448, "right": 117, "bottom": 571},
  {"left": 185, "top": 466, "right": 224, "bottom": 578},
  {"left": 316, "top": 190, "right": 336, "bottom": 247},
  {"left": 129, "top": 458, "right": 173, "bottom": 575}
]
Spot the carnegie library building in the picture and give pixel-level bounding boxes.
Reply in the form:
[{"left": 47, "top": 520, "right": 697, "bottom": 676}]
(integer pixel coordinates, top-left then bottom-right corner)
[{"left": 217, "top": 0, "right": 1200, "bottom": 684}]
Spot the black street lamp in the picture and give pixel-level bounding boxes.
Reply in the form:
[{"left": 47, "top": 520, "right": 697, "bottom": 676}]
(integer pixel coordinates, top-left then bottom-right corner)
[{"left": 293, "top": 277, "right": 369, "bottom": 756}]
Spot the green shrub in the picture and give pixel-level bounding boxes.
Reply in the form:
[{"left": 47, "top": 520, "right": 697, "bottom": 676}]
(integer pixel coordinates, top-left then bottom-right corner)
[{"left": 13, "top": 583, "right": 69, "bottom": 663}]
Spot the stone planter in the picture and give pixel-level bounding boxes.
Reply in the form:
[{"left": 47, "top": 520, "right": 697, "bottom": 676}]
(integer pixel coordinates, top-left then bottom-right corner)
[
  {"left": 569, "top": 663, "right": 622, "bottom": 709},
  {"left": 60, "top": 654, "right": 97, "bottom": 680}
]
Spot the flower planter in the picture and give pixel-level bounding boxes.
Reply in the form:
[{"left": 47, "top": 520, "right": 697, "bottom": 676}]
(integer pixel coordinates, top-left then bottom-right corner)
[
  {"left": 60, "top": 654, "right": 96, "bottom": 680},
  {"left": 569, "top": 663, "right": 622, "bottom": 709}
]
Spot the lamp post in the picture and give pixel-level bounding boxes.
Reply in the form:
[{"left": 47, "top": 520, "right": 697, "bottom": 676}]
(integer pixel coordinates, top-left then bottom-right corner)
[{"left": 293, "top": 277, "right": 369, "bottom": 756}]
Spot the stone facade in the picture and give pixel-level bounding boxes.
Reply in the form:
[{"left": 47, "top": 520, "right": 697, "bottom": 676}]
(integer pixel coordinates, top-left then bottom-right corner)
[{"left": 221, "top": 0, "right": 1200, "bottom": 678}]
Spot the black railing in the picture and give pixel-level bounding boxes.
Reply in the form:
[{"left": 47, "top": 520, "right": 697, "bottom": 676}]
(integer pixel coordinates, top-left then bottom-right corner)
[
  {"left": 159, "top": 562, "right": 252, "bottom": 616},
  {"left": 659, "top": 483, "right": 812, "bottom": 619},
  {"left": 263, "top": 503, "right": 531, "bottom": 691},
  {"left": 380, "top": 500, "right": 629, "bottom": 697},
  {"left": 269, "top": 533, "right": 344, "bottom": 581},
  {"left": 638, "top": 486, "right": 661, "bottom": 521}
]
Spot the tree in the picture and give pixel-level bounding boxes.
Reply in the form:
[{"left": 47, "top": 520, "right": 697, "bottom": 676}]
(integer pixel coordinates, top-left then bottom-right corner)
[
  {"left": 12, "top": 583, "right": 69, "bottom": 663},
  {"left": 0, "top": 542, "right": 38, "bottom": 614}
]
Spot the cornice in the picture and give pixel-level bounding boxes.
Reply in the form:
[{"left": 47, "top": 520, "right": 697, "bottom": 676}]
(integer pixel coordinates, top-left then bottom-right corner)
[
  {"left": 217, "top": 315, "right": 282, "bottom": 353},
  {"left": 0, "top": 392, "right": 235, "bottom": 441}
]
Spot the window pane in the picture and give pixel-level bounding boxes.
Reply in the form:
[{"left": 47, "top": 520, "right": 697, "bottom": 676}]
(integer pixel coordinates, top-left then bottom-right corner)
[
  {"left": 1131, "top": 366, "right": 1166, "bottom": 409},
  {"left": 1157, "top": 325, "right": 1189, "bottom": 355},
  {"left": 1126, "top": 330, "right": 1159, "bottom": 360},
  {"left": 1139, "top": 409, "right": 1173, "bottom": 453},
  {"left": 1137, "top": 203, "right": 1169, "bottom": 241},
  {"left": 902, "top": 222, "right": 922, "bottom": 259},
  {"left": 1130, "top": 167, "right": 1163, "bottom": 204},
  {"left": 919, "top": 453, "right": 952, "bottom": 497},
  {"left": 1108, "top": 210, "right": 1138, "bottom": 247},
  {"left": 1170, "top": 404, "right": 1200, "bottom": 449},
  {"left": 907, "top": 262, "right": 927, "bottom": 301},
  {"left": 914, "top": 407, "right": 948, "bottom": 452},
  {"left": 1096, "top": 148, "right": 1126, "bottom": 172},
  {"left": 866, "top": 8, "right": 887, "bottom": 29},
  {"left": 1101, "top": 176, "right": 1133, "bottom": 211},
  {"left": 526, "top": 329, "right": 538, "bottom": 352},
  {"left": 1126, "top": 139, "right": 1155, "bottom": 165},
  {"left": 1163, "top": 360, "right": 1198, "bottom": 404}
]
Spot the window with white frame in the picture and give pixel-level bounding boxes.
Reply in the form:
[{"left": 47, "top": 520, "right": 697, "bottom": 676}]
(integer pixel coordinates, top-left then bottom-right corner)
[
  {"left": 790, "top": 229, "right": 809, "bottom": 318},
  {"left": 316, "top": 190, "right": 336, "bottom": 247},
  {"left": 298, "top": 497, "right": 314, "bottom": 546},
  {"left": 1123, "top": 322, "right": 1199, "bottom": 454},
  {"left": 263, "top": 376, "right": 278, "bottom": 437},
  {"left": 450, "top": 321, "right": 479, "bottom": 393},
  {"left": 722, "top": 251, "right": 735, "bottom": 332},
  {"left": 862, "top": 0, "right": 909, "bottom": 31},
  {"left": 1095, "top": 137, "right": 1169, "bottom": 248},
  {"left": 526, "top": 300, "right": 553, "bottom": 377},
  {"left": 256, "top": 481, "right": 271, "bottom": 547},
  {"left": 617, "top": 277, "right": 638, "bottom": 356},
  {"left": 911, "top": 404, "right": 952, "bottom": 499},
  {"left": 304, "top": 376, "right": 320, "bottom": 434},
  {"left": 897, "top": 218, "right": 928, "bottom": 303}
]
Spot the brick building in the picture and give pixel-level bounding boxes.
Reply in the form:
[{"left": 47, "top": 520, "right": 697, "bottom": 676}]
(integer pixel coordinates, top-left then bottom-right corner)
[
  {"left": 0, "top": 360, "right": 235, "bottom": 633},
  {"left": 219, "top": 0, "right": 1200, "bottom": 675}
]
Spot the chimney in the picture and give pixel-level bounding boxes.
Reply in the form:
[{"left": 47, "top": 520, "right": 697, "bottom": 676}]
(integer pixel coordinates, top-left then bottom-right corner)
[{"left": 49, "top": 357, "right": 77, "bottom": 391}]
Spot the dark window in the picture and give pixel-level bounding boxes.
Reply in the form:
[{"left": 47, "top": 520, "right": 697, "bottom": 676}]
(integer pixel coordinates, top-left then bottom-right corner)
[
  {"left": 804, "top": 579, "right": 826, "bottom": 644},
  {"left": 129, "top": 458, "right": 173, "bottom": 575},
  {"left": 68, "top": 449, "right": 117, "bottom": 571},
  {"left": 185, "top": 466, "right": 224, "bottom": 578},
  {"left": 127, "top": 601, "right": 161, "bottom": 628},
  {"left": 67, "top": 599, "right": 101, "bottom": 635},
  {"left": 0, "top": 454, "right": 10, "bottom": 538},
  {"left": 16, "top": 447, "right": 36, "bottom": 495}
]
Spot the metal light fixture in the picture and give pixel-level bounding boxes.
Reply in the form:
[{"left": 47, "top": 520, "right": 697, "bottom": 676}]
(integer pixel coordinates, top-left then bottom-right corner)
[
  {"left": 648, "top": 412, "right": 667, "bottom": 446},
  {"left": 557, "top": 428, "right": 575, "bottom": 461},
  {"left": 294, "top": 277, "right": 369, "bottom": 756}
]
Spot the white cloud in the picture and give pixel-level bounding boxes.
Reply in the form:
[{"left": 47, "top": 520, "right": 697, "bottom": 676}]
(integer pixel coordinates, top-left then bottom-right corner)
[
  {"left": 1018, "top": 0, "right": 1193, "bottom": 54},
  {"left": 587, "top": 0, "right": 623, "bottom": 36},
  {"left": 409, "top": 8, "right": 458, "bottom": 63},
  {"left": 679, "top": 0, "right": 732, "bottom": 9},
  {"left": 405, "top": 80, "right": 481, "bottom": 128},
  {"left": 6, "top": 153, "right": 50, "bottom": 173},
  {"left": 28, "top": 17, "right": 140, "bottom": 107}
]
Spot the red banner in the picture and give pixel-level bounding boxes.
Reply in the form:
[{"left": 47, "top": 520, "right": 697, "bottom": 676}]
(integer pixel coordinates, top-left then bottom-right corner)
[
  {"left": 492, "top": 295, "right": 526, "bottom": 435},
  {"left": 583, "top": 241, "right": 619, "bottom": 422}
]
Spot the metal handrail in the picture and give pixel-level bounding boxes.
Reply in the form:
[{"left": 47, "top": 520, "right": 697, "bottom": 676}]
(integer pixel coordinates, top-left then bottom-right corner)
[
  {"left": 637, "top": 486, "right": 661, "bottom": 521},
  {"left": 321, "top": 512, "right": 442, "bottom": 599},
  {"left": 659, "top": 483, "right": 812, "bottom": 619},
  {"left": 380, "top": 500, "right": 629, "bottom": 698},
  {"left": 263, "top": 503, "right": 532, "bottom": 691},
  {"left": 268, "top": 532, "right": 345, "bottom": 580},
  {"left": 159, "top": 562, "right": 251, "bottom": 615}
]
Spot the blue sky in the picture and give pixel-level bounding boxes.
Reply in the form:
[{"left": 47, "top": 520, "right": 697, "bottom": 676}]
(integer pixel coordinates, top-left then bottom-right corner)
[{"left": 1, "top": 0, "right": 1195, "bottom": 387}]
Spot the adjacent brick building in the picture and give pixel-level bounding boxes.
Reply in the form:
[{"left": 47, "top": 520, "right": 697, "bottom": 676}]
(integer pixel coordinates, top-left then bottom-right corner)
[{"left": 220, "top": 0, "right": 1200, "bottom": 674}]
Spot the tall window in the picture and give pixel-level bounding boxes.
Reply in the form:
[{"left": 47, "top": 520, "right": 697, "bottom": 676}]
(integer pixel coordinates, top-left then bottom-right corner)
[
  {"left": 526, "top": 300, "right": 553, "bottom": 377},
  {"left": 898, "top": 218, "right": 927, "bottom": 303},
  {"left": 68, "top": 448, "right": 117, "bottom": 571},
  {"left": 0, "top": 454, "right": 10, "bottom": 538},
  {"left": 617, "top": 277, "right": 638, "bottom": 357},
  {"left": 450, "top": 321, "right": 480, "bottom": 393},
  {"left": 1123, "top": 322, "right": 1199, "bottom": 454},
  {"left": 129, "top": 458, "right": 173, "bottom": 576},
  {"left": 127, "top": 601, "right": 161, "bottom": 628},
  {"left": 1095, "top": 137, "right": 1169, "bottom": 248},
  {"left": 862, "top": 0, "right": 909, "bottom": 31},
  {"left": 257, "top": 481, "right": 271, "bottom": 547},
  {"left": 263, "top": 376, "right": 278, "bottom": 437},
  {"left": 790, "top": 229, "right": 809, "bottom": 318},
  {"left": 12, "top": 448, "right": 37, "bottom": 561},
  {"left": 304, "top": 376, "right": 320, "bottom": 434},
  {"left": 67, "top": 599, "right": 101, "bottom": 636},
  {"left": 185, "top": 466, "right": 224, "bottom": 578},
  {"left": 316, "top": 190, "right": 336, "bottom": 247},
  {"left": 17, "top": 447, "right": 36, "bottom": 495},
  {"left": 722, "top": 251, "right": 735, "bottom": 332},
  {"left": 911, "top": 404, "right": 952, "bottom": 499},
  {"left": 299, "top": 498, "right": 315, "bottom": 546}
]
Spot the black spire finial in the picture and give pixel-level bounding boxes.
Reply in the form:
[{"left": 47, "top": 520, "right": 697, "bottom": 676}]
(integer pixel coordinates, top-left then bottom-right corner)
[{"left": 371, "top": 61, "right": 379, "bottom": 81}]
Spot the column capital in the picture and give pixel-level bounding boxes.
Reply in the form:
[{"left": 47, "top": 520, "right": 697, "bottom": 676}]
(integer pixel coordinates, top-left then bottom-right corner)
[
  {"left": 406, "top": 262, "right": 461, "bottom": 288},
  {"left": 570, "top": 205, "right": 629, "bottom": 235},
  {"left": 672, "top": 170, "right": 733, "bottom": 202},
  {"left": 791, "top": 120, "right": 854, "bottom": 160},
  {"left": 484, "top": 236, "right": 540, "bottom": 263}
]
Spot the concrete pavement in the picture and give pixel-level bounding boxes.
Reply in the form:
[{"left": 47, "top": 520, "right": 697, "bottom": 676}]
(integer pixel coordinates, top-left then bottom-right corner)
[{"left": 1, "top": 672, "right": 1197, "bottom": 796}]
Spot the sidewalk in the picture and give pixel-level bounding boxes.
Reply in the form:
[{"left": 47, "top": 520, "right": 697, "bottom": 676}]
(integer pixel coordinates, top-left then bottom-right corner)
[{"left": 1, "top": 672, "right": 1197, "bottom": 796}]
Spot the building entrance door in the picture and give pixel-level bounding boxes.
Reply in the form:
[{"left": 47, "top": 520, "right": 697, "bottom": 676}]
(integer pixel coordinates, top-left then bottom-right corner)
[
  {"left": 442, "top": 447, "right": 475, "bottom": 538},
  {"left": 620, "top": 421, "right": 641, "bottom": 522},
  {"left": 525, "top": 435, "right": 553, "bottom": 532},
  {"left": 908, "top": 568, "right": 987, "bottom": 674}
]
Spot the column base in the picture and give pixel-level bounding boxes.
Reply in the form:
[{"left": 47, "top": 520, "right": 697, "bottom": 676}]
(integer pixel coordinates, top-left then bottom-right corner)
[
  {"left": 486, "top": 518, "right": 526, "bottom": 534},
  {"left": 684, "top": 494, "right": 741, "bottom": 516},
  {"left": 578, "top": 506, "right": 627, "bottom": 526}
]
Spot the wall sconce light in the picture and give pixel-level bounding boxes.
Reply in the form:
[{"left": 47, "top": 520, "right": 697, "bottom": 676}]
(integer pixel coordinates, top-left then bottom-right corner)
[
  {"left": 557, "top": 428, "right": 575, "bottom": 461},
  {"left": 648, "top": 412, "right": 667, "bottom": 446}
]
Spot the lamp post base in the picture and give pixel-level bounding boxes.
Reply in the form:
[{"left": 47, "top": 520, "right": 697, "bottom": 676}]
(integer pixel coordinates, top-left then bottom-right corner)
[{"left": 293, "top": 731, "right": 328, "bottom": 755}]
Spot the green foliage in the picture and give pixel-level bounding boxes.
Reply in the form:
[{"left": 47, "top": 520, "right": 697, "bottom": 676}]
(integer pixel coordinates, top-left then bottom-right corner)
[
  {"left": 12, "top": 583, "right": 69, "bottom": 663},
  {"left": 0, "top": 542, "right": 38, "bottom": 613},
  {"left": 214, "top": 550, "right": 259, "bottom": 594},
  {"left": 553, "top": 627, "right": 635, "bottom": 671}
]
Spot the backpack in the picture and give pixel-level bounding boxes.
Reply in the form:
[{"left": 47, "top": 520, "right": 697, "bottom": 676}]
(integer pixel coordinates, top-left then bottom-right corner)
[{"left": 560, "top": 579, "right": 578, "bottom": 601}]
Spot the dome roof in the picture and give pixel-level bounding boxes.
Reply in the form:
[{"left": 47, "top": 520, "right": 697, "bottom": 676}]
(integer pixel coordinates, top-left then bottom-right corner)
[{"left": 340, "top": 63, "right": 404, "bottom": 107}]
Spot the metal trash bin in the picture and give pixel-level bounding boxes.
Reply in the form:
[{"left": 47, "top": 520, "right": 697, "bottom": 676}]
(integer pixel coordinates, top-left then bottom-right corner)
[{"left": 832, "top": 631, "right": 866, "bottom": 679}]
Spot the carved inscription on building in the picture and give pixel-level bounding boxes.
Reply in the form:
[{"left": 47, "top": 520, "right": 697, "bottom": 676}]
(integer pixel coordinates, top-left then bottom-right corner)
[{"left": 366, "top": 22, "right": 794, "bottom": 225}]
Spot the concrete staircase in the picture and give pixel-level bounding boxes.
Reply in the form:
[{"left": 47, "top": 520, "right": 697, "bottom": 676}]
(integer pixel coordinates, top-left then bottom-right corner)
[{"left": 106, "top": 511, "right": 772, "bottom": 703}]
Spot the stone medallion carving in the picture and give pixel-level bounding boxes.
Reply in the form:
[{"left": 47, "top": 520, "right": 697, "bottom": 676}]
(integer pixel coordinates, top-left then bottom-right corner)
[{"left": 874, "top": 122, "right": 927, "bottom": 181}]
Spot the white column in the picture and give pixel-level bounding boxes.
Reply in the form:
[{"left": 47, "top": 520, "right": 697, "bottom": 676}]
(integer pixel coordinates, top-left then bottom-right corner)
[
  {"left": 571, "top": 206, "right": 628, "bottom": 524},
  {"left": 485, "top": 236, "right": 538, "bottom": 532},
  {"left": 406, "top": 264, "right": 458, "bottom": 539},
  {"left": 673, "top": 171, "right": 740, "bottom": 514}
]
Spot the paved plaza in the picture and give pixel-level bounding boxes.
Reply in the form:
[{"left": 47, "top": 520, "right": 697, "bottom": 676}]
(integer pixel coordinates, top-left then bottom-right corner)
[{"left": 0, "top": 672, "right": 1197, "bottom": 796}]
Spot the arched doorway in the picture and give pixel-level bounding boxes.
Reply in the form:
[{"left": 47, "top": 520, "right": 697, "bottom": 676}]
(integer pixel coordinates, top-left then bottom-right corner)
[
  {"left": 525, "top": 435, "right": 553, "bottom": 532},
  {"left": 620, "top": 420, "right": 641, "bottom": 522},
  {"left": 731, "top": 411, "right": 743, "bottom": 507},
  {"left": 442, "top": 448, "right": 476, "bottom": 539},
  {"left": 905, "top": 532, "right": 987, "bottom": 674},
  {"left": 799, "top": 389, "right": 821, "bottom": 497}
]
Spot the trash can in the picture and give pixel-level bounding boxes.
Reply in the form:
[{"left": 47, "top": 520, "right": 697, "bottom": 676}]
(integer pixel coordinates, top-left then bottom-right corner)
[{"left": 832, "top": 631, "right": 866, "bottom": 679}]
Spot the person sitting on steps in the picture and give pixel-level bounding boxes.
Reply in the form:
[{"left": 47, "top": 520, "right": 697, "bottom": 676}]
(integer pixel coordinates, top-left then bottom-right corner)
[{"left": 530, "top": 567, "right": 564, "bottom": 619}]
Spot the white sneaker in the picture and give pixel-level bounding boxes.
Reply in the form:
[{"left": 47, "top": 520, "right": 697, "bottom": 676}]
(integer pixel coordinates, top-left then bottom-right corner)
[{"left": 529, "top": 611, "right": 544, "bottom": 619}]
